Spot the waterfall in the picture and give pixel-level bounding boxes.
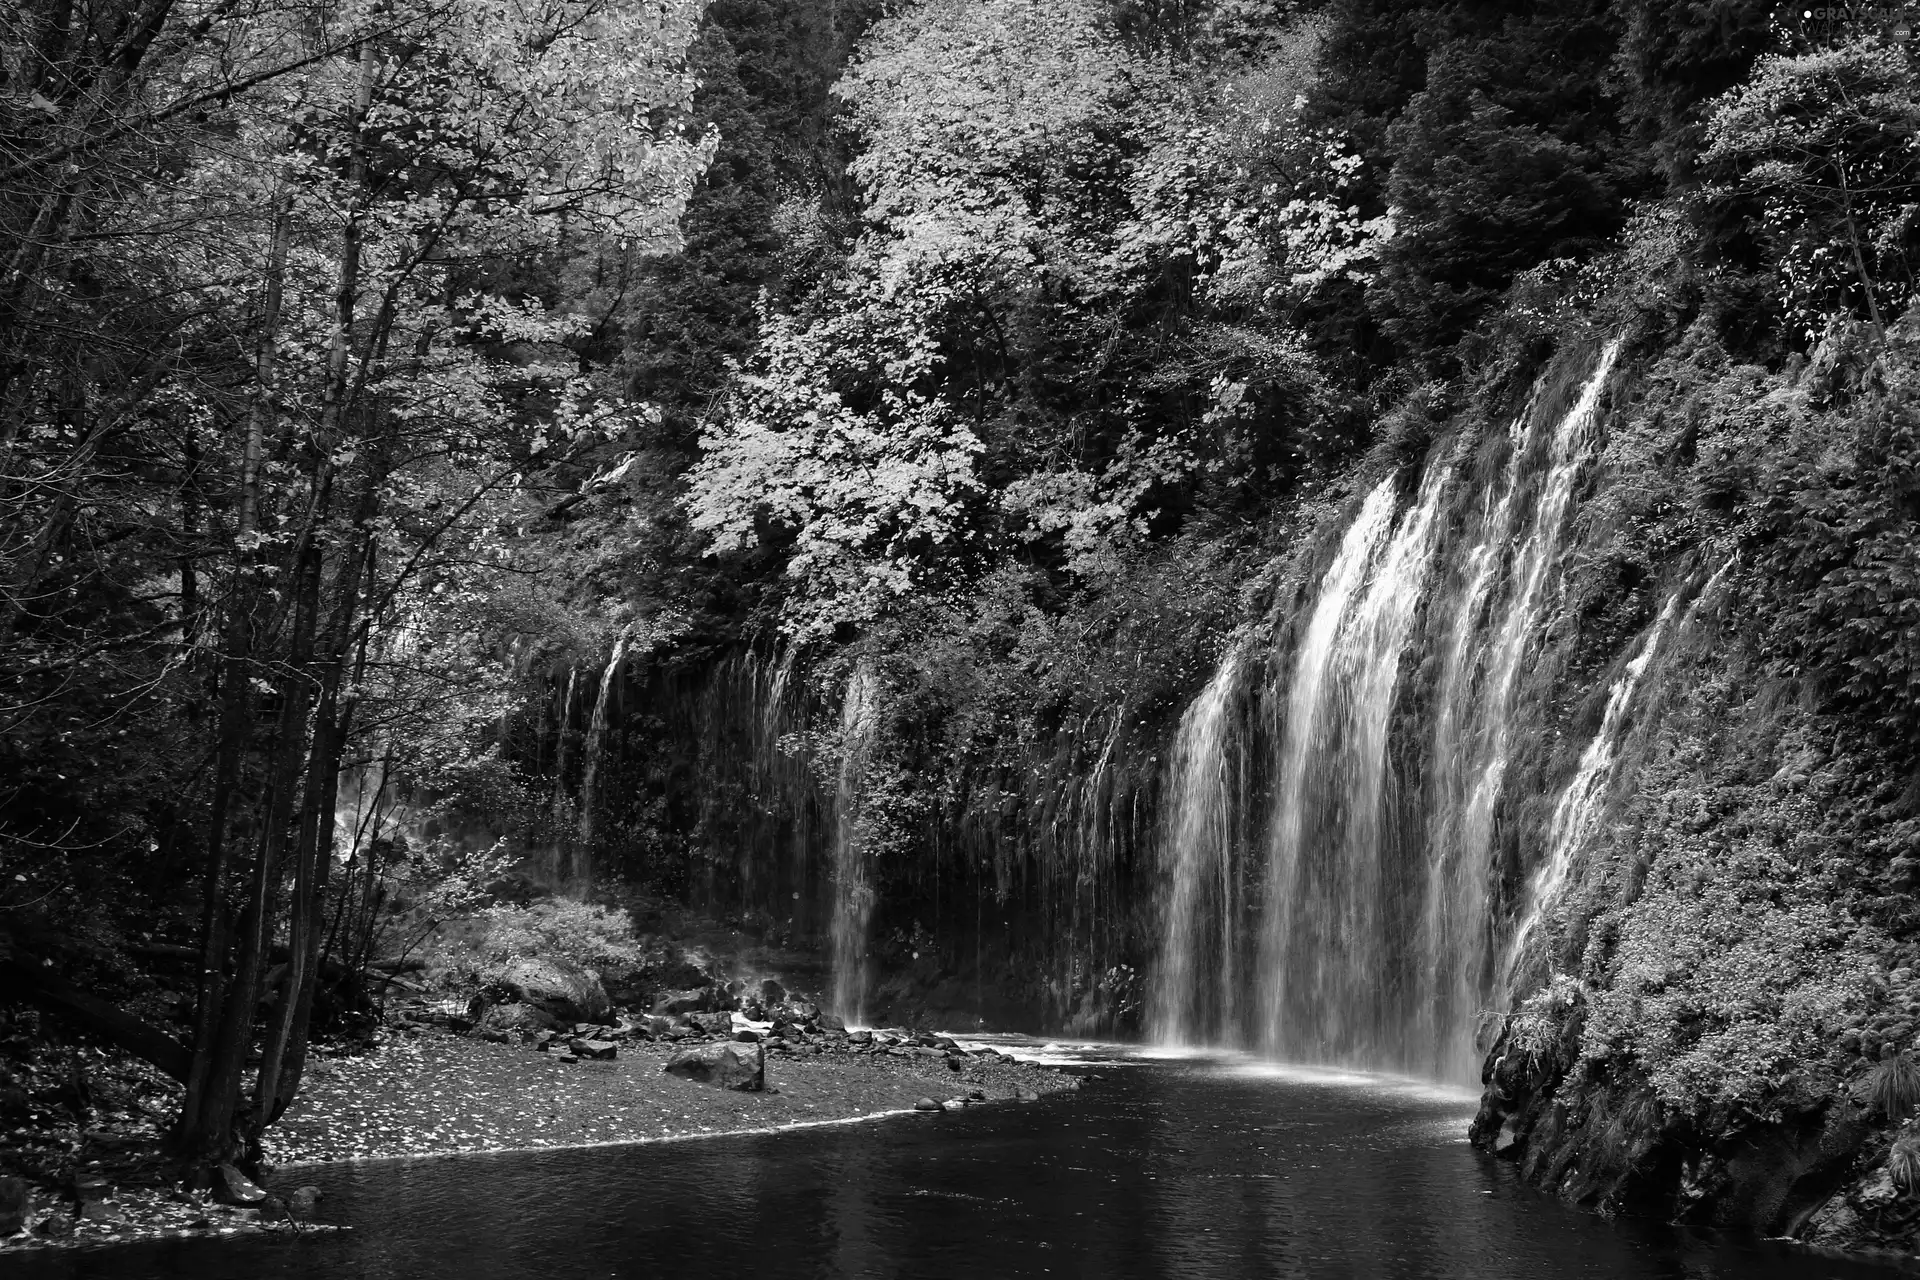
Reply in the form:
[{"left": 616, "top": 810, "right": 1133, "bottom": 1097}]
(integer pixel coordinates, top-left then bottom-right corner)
[
  {"left": 1449, "top": 339, "right": 1624, "bottom": 909},
  {"left": 1150, "top": 640, "right": 1248, "bottom": 1045},
  {"left": 830, "top": 658, "right": 880, "bottom": 1024},
  {"left": 575, "top": 631, "right": 630, "bottom": 889},
  {"left": 1500, "top": 594, "right": 1678, "bottom": 997},
  {"left": 1148, "top": 339, "right": 1638, "bottom": 1081},
  {"left": 1259, "top": 467, "right": 1448, "bottom": 1064}
]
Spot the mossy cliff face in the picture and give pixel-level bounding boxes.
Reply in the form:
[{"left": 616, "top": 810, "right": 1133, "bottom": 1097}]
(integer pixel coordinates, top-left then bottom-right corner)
[{"left": 1471, "top": 320, "right": 1920, "bottom": 1256}]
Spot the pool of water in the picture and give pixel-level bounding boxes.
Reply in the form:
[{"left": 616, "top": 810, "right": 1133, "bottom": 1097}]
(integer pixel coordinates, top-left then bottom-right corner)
[{"left": 5, "top": 1039, "right": 1906, "bottom": 1279}]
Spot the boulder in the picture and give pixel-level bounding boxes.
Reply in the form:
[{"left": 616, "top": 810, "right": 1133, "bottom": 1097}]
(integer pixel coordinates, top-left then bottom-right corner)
[
  {"left": 569, "top": 1038, "right": 618, "bottom": 1061},
  {"left": 495, "top": 956, "right": 610, "bottom": 1024},
  {"left": 655, "top": 988, "right": 712, "bottom": 1016},
  {"left": 0, "top": 1176, "right": 28, "bottom": 1235},
  {"left": 941, "top": 1098, "right": 966, "bottom": 1112},
  {"left": 481, "top": 1002, "right": 562, "bottom": 1035},
  {"left": 913, "top": 1097, "right": 943, "bottom": 1112},
  {"left": 733, "top": 1027, "right": 765, "bottom": 1043},
  {"left": 774, "top": 1000, "right": 820, "bottom": 1025},
  {"left": 688, "top": 1011, "right": 733, "bottom": 1035},
  {"left": 847, "top": 1029, "right": 873, "bottom": 1046},
  {"left": 819, "top": 1013, "right": 847, "bottom": 1033},
  {"left": 663, "top": 1040, "right": 765, "bottom": 1092}
]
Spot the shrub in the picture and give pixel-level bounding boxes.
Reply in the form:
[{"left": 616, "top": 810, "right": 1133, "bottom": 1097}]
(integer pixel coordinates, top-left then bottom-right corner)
[
  {"left": 1890, "top": 1133, "right": 1920, "bottom": 1192},
  {"left": 427, "top": 899, "right": 646, "bottom": 989},
  {"left": 1868, "top": 1052, "right": 1920, "bottom": 1122}
]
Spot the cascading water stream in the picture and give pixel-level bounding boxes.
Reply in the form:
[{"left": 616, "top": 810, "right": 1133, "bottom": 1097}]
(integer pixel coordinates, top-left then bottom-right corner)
[
  {"left": 1150, "top": 640, "right": 1248, "bottom": 1046},
  {"left": 1260, "top": 467, "right": 1448, "bottom": 1064},
  {"left": 1150, "top": 339, "right": 1637, "bottom": 1083},
  {"left": 830, "top": 658, "right": 880, "bottom": 1024},
  {"left": 1500, "top": 594, "right": 1678, "bottom": 997},
  {"left": 575, "top": 631, "right": 630, "bottom": 889}
]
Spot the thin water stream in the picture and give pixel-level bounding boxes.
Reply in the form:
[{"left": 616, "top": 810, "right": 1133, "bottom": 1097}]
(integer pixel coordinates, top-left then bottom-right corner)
[{"left": 7, "top": 1041, "right": 1900, "bottom": 1280}]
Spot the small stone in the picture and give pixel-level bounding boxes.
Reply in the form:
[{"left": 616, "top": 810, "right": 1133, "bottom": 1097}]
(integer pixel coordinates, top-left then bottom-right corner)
[
  {"left": 569, "top": 1038, "right": 618, "bottom": 1061},
  {"left": 733, "top": 1028, "right": 765, "bottom": 1043},
  {"left": 288, "top": 1186, "right": 322, "bottom": 1217},
  {"left": 946, "top": 1053, "right": 964, "bottom": 1072},
  {"left": 688, "top": 1012, "right": 732, "bottom": 1036},
  {"left": 819, "top": 1013, "right": 847, "bottom": 1033},
  {"left": 967, "top": 1090, "right": 987, "bottom": 1102},
  {"left": 79, "top": 1199, "right": 122, "bottom": 1223},
  {"left": 1015, "top": 1088, "right": 1040, "bottom": 1102},
  {"left": 558, "top": 1053, "right": 581, "bottom": 1063},
  {"left": 760, "top": 978, "right": 786, "bottom": 1005},
  {"left": 942, "top": 1098, "right": 966, "bottom": 1111},
  {"left": 847, "top": 1029, "right": 873, "bottom": 1045},
  {"left": 36, "top": 1212, "right": 74, "bottom": 1238},
  {"left": 260, "top": 1197, "right": 291, "bottom": 1223},
  {"left": 914, "top": 1097, "right": 943, "bottom": 1112}
]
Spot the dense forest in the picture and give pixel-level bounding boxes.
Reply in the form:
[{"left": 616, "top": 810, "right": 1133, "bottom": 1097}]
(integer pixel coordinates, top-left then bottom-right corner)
[{"left": 4, "top": 0, "right": 1920, "bottom": 1257}]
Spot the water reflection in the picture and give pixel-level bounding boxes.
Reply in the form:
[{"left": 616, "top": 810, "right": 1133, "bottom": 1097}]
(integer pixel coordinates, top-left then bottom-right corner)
[{"left": 6, "top": 1044, "right": 1906, "bottom": 1280}]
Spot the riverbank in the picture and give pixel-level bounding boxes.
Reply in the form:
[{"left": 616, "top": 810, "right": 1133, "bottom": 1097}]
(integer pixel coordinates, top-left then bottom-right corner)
[
  {"left": 0, "top": 1021, "right": 1076, "bottom": 1255},
  {"left": 267, "top": 1020, "right": 1076, "bottom": 1165}
]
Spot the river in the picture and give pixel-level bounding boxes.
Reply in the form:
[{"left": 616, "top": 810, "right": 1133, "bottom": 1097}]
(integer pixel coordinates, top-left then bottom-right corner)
[{"left": 5, "top": 1039, "right": 1903, "bottom": 1279}]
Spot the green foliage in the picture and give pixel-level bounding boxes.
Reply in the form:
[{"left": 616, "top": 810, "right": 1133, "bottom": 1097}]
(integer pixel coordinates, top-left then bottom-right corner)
[
  {"left": 1371, "top": 3, "right": 1638, "bottom": 357},
  {"left": 685, "top": 0, "right": 1351, "bottom": 637},
  {"left": 1701, "top": 39, "right": 1920, "bottom": 341},
  {"left": 1575, "top": 657, "right": 1886, "bottom": 1117},
  {"left": 1739, "top": 327, "right": 1920, "bottom": 748},
  {"left": 1892, "top": 1132, "right": 1920, "bottom": 1191},
  {"left": 684, "top": 300, "right": 988, "bottom": 640},
  {"left": 432, "top": 900, "right": 646, "bottom": 986},
  {"left": 1613, "top": 0, "right": 1779, "bottom": 184}
]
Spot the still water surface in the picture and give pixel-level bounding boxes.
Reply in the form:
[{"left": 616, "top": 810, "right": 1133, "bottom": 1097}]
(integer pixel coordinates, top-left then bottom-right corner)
[{"left": 4, "top": 1039, "right": 1906, "bottom": 1279}]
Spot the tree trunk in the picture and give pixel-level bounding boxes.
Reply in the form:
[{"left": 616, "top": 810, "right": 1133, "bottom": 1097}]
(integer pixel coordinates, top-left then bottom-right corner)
[{"left": 176, "top": 182, "right": 290, "bottom": 1151}]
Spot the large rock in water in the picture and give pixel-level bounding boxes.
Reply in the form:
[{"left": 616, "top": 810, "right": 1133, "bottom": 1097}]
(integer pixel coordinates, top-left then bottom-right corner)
[
  {"left": 496, "top": 956, "right": 610, "bottom": 1024},
  {"left": 664, "top": 1040, "right": 765, "bottom": 1091}
]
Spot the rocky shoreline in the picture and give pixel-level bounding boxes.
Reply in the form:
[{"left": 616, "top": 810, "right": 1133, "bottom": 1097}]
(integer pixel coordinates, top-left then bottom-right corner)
[{"left": 0, "top": 1006, "right": 1077, "bottom": 1255}]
